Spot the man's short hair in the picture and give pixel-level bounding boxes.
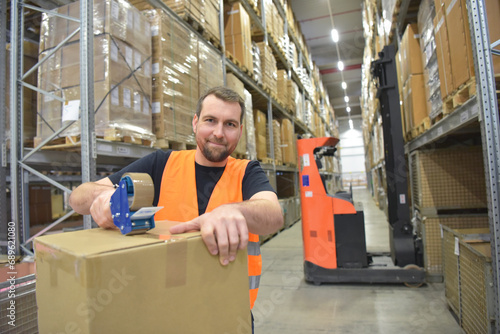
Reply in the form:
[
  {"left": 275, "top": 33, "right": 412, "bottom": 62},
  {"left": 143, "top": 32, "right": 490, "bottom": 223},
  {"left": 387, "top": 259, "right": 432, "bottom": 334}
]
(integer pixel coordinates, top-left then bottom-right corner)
[{"left": 196, "top": 86, "right": 245, "bottom": 123}]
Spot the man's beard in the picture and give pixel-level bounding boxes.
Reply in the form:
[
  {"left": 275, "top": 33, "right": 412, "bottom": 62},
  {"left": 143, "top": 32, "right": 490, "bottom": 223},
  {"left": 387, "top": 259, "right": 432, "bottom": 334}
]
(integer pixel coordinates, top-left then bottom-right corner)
[{"left": 201, "top": 139, "right": 231, "bottom": 162}]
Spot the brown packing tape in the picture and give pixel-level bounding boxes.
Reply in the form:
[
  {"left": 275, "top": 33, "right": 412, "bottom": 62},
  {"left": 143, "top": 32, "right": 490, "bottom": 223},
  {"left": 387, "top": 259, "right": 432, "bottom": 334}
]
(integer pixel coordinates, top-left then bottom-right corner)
[
  {"left": 34, "top": 241, "right": 88, "bottom": 288},
  {"left": 164, "top": 238, "right": 188, "bottom": 288},
  {"left": 122, "top": 173, "right": 154, "bottom": 210}
]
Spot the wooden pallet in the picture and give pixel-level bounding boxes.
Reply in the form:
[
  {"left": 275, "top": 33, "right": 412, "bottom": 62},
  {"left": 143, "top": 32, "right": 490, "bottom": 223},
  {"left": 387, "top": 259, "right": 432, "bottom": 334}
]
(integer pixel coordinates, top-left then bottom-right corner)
[
  {"left": 410, "top": 117, "right": 431, "bottom": 139},
  {"left": 443, "top": 77, "right": 477, "bottom": 115},
  {"left": 225, "top": 51, "right": 243, "bottom": 69},
  {"left": 178, "top": 11, "right": 204, "bottom": 34},
  {"left": 259, "top": 157, "right": 274, "bottom": 165},
  {"left": 155, "top": 138, "right": 196, "bottom": 150},
  {"left": 202, "top": 30, "right": 222, "bottom": 51}
]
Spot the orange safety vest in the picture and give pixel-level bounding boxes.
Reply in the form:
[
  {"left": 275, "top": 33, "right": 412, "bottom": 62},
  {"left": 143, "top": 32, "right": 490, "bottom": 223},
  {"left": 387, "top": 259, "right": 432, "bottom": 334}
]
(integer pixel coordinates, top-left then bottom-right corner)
[{"left": 155, "top": 150, "right": 262, "bottom": 309}]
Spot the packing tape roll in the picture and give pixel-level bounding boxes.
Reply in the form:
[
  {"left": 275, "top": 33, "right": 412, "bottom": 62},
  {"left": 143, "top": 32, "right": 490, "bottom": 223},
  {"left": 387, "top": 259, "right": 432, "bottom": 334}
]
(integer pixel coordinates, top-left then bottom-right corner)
[{"left": 122, "top": 173, "right": 154, "bottom": 211}]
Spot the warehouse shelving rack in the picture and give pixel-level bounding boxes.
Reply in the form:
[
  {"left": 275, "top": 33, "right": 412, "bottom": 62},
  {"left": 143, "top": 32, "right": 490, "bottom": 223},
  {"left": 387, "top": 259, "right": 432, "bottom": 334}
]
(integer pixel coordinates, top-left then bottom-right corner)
[
  {"left": 1, "top": 0, "right": 329, "bottom": 255},
  {"left": 401, "top": 0, "right": 500, "bottom": 328}
]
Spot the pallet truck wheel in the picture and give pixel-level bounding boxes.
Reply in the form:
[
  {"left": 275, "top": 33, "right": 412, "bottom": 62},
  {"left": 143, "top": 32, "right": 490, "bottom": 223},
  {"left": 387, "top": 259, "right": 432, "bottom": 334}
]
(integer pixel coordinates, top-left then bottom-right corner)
[{"left": 403, "top": 264, "right": 424, "bottom": 288}]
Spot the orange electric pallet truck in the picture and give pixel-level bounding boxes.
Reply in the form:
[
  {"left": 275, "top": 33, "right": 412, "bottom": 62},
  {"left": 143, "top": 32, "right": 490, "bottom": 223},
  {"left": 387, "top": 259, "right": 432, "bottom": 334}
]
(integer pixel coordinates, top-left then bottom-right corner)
[{"left": 297, "top": 45, "right": 425, "bottom": 285}]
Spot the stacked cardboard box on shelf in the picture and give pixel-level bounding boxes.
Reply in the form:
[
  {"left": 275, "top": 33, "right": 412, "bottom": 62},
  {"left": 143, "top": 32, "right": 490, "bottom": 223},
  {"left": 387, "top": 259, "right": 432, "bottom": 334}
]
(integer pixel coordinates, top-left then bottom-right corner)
[
  {"left": 280, "top": 118, "right": 296, "bottom": 166},
  {"left": 269, "top": 119, "right": 282, "bottom": 164},
  {"left": 287, "top": 80, "right": 297, "bottom": 115},
  {"left": 147, "top": 9, "right": 199, "bottom": 146},
  {"left": 164, "top": 0, "right": 203, "bottom": 25},
  {"left": 243, "top": 90, "right": 257, "bottom": 160},
  {"left": 226, "top": 73, "right": 246, "bottom": 156},
  {"left": 276, "top": 69, "right": 289, "bottom": 108},
  {"left": 198, "top": 41, "right": 224, "bottom": 96},
  {"left": 256, "top": 42, "right": 277, "bottom": 94},
  {"left": 418, "top": 0, "right": 442, "bottom": 120},
  {"left": 37, "top": 0, "right": 154, "bottom": 145},
  {"left": 203, "top": 0, "right": 221, "bottom": 44},
  {"left": 400, "top": 23, "right": 428, "bottom": 135},
  {"left": 254, "top": 109, "right": 268, "bottom": 161},
  {"left": 224, "top": 2, "right": 253, "bottom": 73},
  {"left": 252, "top": 42, "right": 263, "bottom": 85}
]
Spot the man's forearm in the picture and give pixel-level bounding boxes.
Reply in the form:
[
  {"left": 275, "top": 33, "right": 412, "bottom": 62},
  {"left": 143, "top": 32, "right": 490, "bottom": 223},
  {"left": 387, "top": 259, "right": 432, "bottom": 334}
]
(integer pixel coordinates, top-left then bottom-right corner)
[
  {"left": 231, "top": 198, "right": 284, "bottom": 236},
  {"left": 69, "top": 180, "right": 114, "bottom": 215}
]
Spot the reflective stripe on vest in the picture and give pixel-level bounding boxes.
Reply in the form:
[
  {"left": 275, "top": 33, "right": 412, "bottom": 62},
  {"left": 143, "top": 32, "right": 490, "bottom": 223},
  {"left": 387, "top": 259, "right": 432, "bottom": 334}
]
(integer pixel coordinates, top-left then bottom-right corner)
[{"left": 155, "top": 150, "right": 262, "bottom": 309}]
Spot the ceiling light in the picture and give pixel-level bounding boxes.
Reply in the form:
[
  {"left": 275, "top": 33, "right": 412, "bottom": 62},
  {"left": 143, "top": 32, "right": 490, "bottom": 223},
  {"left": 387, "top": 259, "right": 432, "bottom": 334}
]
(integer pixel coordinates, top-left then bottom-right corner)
[
  {"left": 341, "top": 82, "right": 347, "bottom": 90},
  {"left": 346, "top": 106, "right": 351, "bottom": 112},
  {"left": 338, "top": 61, "right": 344, "bottom": 71},
  {"left": 344, "top": 96, "right": 349, "bottom": 103},
  {"left": 331, "top": 29, "right": 339, "bottom": 43},
  {"left": 349, "top": 119, "right": 353, "bottom": 129}
]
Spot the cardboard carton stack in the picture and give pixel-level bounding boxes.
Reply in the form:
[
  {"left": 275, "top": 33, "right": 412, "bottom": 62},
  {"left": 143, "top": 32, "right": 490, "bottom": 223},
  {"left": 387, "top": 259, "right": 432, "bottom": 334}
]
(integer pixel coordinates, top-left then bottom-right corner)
[
  {"left": 254, "top": 109, "right": 268, "bottom": 161},
  {"left": 252, "top": 42, "right": 263, "bottom": 85},
  {"left": 148, "top": 9, "right": 199, "bottom": 145},
  {"left": 203, "top": 0, "right": 221, "bottom": 44},
  {"left": 226, "top": 73, "right": 246, "bottom": 156},
  {"left": 164, "top": 0, "right": 203, "bottom": 26},
  {"left": 277, "top": 69, "right": 289, "bottom": 108},
  {"left": 224, "top": 2, "right": 253, "bottom": 74},
  {"left": 37, "top": 0, "right": 154, "bottom": 145},
  {"left": 256, "top": 42, "right": 277, "bottom": 94},
  {"left": 243, "top": 90, "right": 257, "bottom": 160},
  {"left": 281, "top": 118, "right": 296, "bottom": 166},
  {"left": 271, "top": 119, "right": 282, "bottom": 164},
  {"left": 287, "top": 80, "right": 297, "bottom": 115},
  {"left": 400, "top": 23, "right": 428, "bottom": 135},
  {"left": 198, "top": 41, "right": 224, "bottom": 96}
]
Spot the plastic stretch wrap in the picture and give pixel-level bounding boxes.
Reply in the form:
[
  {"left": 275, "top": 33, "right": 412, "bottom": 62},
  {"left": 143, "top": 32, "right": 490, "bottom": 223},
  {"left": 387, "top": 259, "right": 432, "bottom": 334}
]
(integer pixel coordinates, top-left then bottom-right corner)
[
  {"left": 244, "top": 90, "right": 257, "bottom": 160},
  {"left": 147, "top": 9, "right": 199, "bottom": 144},
  {"left": 36, "top": 0, "right": 153, "bottom": 144}
]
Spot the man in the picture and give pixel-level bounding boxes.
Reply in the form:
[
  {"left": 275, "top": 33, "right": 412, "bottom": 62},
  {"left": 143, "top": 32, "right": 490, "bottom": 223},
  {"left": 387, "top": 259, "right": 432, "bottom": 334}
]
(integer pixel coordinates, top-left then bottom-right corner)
[{"left": 69, "top": 86, "right": 284, "bottom": 327}]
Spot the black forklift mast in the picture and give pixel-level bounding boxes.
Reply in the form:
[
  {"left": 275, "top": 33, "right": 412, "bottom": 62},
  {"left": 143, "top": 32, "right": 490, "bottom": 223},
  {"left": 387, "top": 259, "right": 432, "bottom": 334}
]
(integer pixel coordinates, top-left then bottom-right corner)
[{"left": 371, "top": 45, "right": 422, "bottom": 267}]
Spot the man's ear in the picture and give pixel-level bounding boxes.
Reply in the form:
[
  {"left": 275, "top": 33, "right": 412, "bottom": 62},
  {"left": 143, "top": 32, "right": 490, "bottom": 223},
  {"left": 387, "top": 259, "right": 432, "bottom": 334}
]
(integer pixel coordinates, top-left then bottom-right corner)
[{"left": 192, "top": 114, "right": 198, "bottom": 133}]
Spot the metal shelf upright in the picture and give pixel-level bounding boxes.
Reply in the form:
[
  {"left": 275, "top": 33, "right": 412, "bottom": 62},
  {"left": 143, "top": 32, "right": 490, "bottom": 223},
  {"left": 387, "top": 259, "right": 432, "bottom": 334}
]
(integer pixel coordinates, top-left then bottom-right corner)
[
  {"left": 8, "top": 0, "right": 96, "bottom": 254},
  {"left": 467, "top": 0, "right": 500, "bottom": 326}
]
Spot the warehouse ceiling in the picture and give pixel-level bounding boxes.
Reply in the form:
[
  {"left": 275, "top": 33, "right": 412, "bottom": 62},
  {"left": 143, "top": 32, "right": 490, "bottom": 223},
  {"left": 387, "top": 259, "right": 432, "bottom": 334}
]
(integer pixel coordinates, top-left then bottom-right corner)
[
  {"left": 290, "top": 0, "right": 365, "bottom": 120},
  {"left": 290, "top": 0, "right": 422, "bottom": 122}
]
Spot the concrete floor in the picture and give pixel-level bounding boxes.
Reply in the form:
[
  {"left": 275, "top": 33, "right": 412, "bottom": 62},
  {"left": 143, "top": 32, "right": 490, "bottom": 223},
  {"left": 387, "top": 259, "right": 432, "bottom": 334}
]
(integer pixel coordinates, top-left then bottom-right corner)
[{"left": 253, "top": 187, "right": 464, "bottom": 334}]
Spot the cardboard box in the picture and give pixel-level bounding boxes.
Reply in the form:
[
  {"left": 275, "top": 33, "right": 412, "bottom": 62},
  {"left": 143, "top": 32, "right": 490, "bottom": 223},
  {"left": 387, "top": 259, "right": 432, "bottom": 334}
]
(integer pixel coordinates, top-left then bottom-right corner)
[
  {"left": 254, "top": 109, "right": 268, "bottom": 161},
  {"left": 281, "top": 118, "right": 296, "bottom": 165},
  {"left": 443, "top": 0, "right": 474, "bottom": 90},
  {"left": 224, "top": 3, "right": 253, "bottom": 73},
  {"left": 35, "top": 222, "right": 251, "bottom": 333},
  {"left": 403, "top": 74, "right": 428, "bottom": 129},
  {"left": 434, "top": 5, "right": 454, "bottom": 98},
  {"left": 401, "top": 23, "right": 423, "bottom": 84}
]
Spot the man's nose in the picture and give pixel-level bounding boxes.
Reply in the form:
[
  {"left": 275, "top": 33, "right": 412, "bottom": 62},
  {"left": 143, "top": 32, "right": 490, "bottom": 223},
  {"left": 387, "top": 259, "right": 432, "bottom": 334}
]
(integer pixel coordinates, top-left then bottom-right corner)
[{"left": 213, "top": 122, "right": 224, "bottom": 137}]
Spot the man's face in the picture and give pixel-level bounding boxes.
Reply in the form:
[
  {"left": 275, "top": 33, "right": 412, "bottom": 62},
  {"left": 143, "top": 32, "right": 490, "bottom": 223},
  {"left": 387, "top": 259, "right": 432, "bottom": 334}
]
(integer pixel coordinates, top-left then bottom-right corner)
[{"left": 192, "top": 95, "right": 243, "bottom": 166}]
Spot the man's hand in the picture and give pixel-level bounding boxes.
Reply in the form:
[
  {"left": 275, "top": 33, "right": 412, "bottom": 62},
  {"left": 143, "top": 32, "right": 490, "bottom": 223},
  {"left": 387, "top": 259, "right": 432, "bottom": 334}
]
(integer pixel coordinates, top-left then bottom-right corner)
[
  {"left": 89, "top": 188, "right": 117, "bottom": 230},
  {"left": 169, "top": 204, "right": 249, "bottom": 266}
]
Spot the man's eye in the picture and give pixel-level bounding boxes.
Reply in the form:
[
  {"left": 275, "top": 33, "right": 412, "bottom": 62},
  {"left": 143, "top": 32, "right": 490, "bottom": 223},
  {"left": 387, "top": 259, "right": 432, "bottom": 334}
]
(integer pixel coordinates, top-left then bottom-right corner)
[{"left": 227, "top": 122, "right": 237, "bottom": 127}]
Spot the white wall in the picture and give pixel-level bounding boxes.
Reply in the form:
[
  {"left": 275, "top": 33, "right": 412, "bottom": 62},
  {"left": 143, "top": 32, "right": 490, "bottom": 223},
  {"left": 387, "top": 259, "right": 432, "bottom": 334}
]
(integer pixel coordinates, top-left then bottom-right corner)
[{"left": 337, "top": 116, "right": 366, "bottom": 187}]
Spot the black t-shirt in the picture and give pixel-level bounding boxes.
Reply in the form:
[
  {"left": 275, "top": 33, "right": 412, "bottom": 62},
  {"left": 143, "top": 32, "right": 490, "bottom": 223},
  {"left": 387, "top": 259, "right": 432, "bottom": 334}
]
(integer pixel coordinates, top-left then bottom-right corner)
[{"left": 108, "top": 150, "right": 275, "bottom": 215}]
